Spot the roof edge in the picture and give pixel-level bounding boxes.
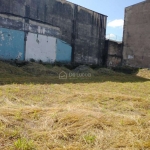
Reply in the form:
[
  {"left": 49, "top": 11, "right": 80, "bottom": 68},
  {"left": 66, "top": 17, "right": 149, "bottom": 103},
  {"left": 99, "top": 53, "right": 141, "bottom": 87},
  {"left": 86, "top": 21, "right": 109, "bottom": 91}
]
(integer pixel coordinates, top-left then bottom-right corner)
[
  {"left": 125, "top": 1, "right": 146, "bottom": 9},
  {"left": 66, "top": 0, "right": 108, "bottom": 17}
]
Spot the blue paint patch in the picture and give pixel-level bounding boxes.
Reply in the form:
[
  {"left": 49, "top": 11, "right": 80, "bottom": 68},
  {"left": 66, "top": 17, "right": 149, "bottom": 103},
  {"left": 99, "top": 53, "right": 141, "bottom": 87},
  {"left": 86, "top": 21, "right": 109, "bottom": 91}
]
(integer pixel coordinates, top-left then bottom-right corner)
[
  {"left": 0, "top": 27, "right": 24, "bottom": 61},
  {"left": 56, "top": 39, "right": 72, "bottom": 63}
]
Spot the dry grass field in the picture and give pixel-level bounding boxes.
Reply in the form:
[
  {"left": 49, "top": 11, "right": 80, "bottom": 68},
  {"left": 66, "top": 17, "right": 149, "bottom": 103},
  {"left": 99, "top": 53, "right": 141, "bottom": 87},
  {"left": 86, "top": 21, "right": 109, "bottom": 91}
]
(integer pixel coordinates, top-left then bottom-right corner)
[{"left": 0, "top": 61, "right": 150, "bottom": 150}]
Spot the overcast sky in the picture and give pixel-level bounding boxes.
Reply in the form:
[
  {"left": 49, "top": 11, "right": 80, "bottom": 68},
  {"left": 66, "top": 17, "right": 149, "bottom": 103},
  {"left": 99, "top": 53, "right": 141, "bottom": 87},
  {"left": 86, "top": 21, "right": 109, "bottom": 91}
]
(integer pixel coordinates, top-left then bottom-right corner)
[{"left": 68, "top": 0, "right": 144, "bottom": 41}]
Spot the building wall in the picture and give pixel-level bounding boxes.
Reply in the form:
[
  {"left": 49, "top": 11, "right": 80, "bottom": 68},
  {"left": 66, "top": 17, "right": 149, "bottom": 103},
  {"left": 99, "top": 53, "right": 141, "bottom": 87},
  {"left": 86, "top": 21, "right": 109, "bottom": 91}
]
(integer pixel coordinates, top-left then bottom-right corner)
[
  {"left": 0, "top": 14, "right": 60, "bottom": 37},
  {"left": 123, "top": 0, "right": 150, "bottom": 68},
  {"left": 0, "top": 26, "right": 72, "bottom": 63},
  {"left": 0, "top": 27, "right": 25, "bottom": 61},
  {"left": 25, "top": 32, "right": 57, "bottom": 63},
  {"left": 105, "top": 40, "right": 123, "bottom": 67},
  {"left": 25, "top": 32, "right": 72, "bottom": 63},
  {"left": 56, "top": 39, "right": 72, "bottom": 63},
  {"left": 0, "top": 0, "right": 107, "bottom": 65}
]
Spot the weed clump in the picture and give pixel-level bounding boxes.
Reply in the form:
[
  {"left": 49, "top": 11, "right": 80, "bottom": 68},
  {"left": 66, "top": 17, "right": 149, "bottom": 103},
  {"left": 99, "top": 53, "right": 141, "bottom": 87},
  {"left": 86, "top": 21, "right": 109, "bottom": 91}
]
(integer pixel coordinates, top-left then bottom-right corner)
[{"left": 13, "top": 138, "right": 35, "bottom": 150}]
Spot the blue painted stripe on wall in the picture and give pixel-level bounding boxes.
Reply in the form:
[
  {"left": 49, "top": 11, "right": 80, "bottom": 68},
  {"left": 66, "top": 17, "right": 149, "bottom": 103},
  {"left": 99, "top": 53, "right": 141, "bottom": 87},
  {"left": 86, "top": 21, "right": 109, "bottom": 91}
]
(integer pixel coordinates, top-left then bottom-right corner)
[
  {"left": 56, "top": 39, "right": 72, "bottom": 63},
  {"left": 0, "top": 27, "right": 25, "bottom": 61}
]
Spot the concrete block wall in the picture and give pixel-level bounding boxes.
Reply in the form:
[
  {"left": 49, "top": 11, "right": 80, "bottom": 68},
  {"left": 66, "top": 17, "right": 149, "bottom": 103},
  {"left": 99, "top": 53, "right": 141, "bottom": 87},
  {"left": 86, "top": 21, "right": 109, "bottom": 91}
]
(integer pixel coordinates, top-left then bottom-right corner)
[
  {"left": 123, "top": 0, "right": 150, "bottom": 68},
  {"left": 0, "top": 27, "right": 25, "bottom": 61},
  {"left": 105, "top": 40, "right": 123, "bottom": 67},
  {"left": 0, "top": 27, "right": 72, "bottom": 63},
  {"left": 26, "top": 33, "right": 72, "bottom": 63},
  {"left": 56, "top": 39, "right": 72, "bottom": 63},
  {"left": 0, "top": 0, "right": 107, "bottom": 65},
  {"left": 25, "top": 32, "right": 57, "bottom": 63}
]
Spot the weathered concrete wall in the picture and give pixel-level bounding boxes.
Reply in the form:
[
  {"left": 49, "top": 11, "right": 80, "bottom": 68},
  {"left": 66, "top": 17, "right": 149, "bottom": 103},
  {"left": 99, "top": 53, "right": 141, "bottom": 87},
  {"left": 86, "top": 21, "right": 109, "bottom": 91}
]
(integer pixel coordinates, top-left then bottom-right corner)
[
  {"left": 0, "top": 0, "right": 107, "bottom": 65},
  {"left": 105, "top": 40, "right": 123, "bottom": 67},
  {"left": 25, "top": 32, "right": 57, "bottom": 63},
  {"left": 56, "top": 39, "right": 72, "bottom": 63},
  {"left": 25, "top": 32, "right": 72, "bottom": 63},
  {"left": 0, "top": 27, "right": 25, "bottom": 61},
  {"left": 0, "top": 14, "right": 60, "bottom": 37},
  {"left": 123, "top": 0, "right": 150, "bottom": 68}
]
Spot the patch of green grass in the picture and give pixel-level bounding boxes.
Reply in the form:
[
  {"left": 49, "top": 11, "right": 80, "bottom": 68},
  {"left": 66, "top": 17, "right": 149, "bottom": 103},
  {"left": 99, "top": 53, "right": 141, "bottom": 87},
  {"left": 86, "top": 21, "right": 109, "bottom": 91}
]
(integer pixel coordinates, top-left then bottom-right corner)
[
  {"left": 15, "top": 111, "right": 23, "bottom": 121},
  {"left": 13, "top": 138, "right": 35, "bottom": 150},
  {"left": 84, "top": 134, "right": 96, "bottom": 144}
]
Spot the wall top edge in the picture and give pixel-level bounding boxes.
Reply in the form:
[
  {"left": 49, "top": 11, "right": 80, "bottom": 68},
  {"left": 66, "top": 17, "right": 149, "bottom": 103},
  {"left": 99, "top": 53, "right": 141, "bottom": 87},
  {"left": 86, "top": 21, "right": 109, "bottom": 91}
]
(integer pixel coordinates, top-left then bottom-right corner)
[
  {"left": 65, "top": 0, "right": 108, "bottom": 17},
  {"left": 125, "top": 1, "right": 146, "bottom": 9}
]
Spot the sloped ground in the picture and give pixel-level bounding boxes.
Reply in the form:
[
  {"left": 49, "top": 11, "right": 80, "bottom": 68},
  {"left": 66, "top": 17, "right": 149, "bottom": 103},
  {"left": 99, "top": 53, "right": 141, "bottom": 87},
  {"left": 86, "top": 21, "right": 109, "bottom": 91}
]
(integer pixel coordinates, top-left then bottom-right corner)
[
  {"left": 0, "top": 61, "right": 29, "bottom": 77},
  {"left": 0, "top": 61, "right": 150, "bottom": 150},
  {"left": 137, "top": 69, "right": 150, "bottom": 79}
]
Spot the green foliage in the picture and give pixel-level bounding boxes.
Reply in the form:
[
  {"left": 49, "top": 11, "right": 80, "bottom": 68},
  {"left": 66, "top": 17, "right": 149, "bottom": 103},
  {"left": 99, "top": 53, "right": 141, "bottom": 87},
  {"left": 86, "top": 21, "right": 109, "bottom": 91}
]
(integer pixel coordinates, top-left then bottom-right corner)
[
  {"left": 14, "top": 138, "right": 35, "bottom": 150},
  {"left": 84, "top": 134, "right": 96, "bottom": 144},
  {"left": 15, "top": 111, "right": 23, "bottom": 121}
]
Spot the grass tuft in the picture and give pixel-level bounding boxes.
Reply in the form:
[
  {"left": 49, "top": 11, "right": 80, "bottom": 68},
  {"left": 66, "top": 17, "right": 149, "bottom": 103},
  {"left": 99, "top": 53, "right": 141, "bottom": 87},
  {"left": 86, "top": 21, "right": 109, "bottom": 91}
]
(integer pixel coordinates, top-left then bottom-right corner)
[{"left": 13, "top": 138, "right": 35, "bottom": 150}]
